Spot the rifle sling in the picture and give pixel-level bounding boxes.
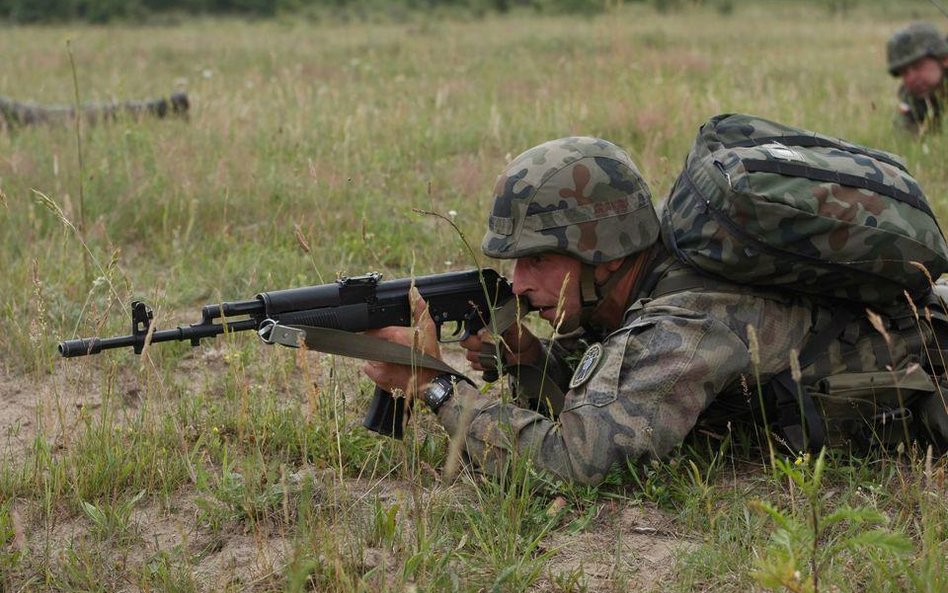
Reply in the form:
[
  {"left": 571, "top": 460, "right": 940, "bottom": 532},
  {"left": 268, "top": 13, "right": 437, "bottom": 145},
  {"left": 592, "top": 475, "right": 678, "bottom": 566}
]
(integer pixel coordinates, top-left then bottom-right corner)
[
  {"left": 268, "top": 323, "right": 470, "bottom": 381},
  {"left": 266, "top": 295, "right": 531, "bottom": 387}
]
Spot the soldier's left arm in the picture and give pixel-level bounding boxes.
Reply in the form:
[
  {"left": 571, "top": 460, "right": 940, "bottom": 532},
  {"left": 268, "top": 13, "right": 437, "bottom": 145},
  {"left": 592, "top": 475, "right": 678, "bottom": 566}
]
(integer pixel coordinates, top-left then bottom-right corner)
[{"left": 437, "top": 302, "right": 751, "bottom": 485}]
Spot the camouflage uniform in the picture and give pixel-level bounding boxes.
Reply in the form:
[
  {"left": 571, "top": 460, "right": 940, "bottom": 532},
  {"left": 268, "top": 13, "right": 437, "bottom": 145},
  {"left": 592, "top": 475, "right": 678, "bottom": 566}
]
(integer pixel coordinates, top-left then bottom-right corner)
[
  {"left": 433, "top": 136, "right": 946, "bottom": 485},
  {"left": 895, "top": 80, "right": 947, "bottom": 133},
  {"left": 886, "top": 22, "right": 948, "bottom": 133},
  {"left": 439, "top": 246, "right": 944, "bottom": 484},
  {"left": 0, "top": 92, "right": 189, "bottom": 129}
]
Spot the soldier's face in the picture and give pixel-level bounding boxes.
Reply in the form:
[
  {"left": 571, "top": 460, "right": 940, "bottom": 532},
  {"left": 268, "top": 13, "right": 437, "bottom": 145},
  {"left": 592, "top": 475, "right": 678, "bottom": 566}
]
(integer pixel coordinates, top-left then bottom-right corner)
[
  {"left": 899, "top": 56, "right": 946, "bottom": 97},
  {"left": 511, "top": 253, "right": 584, "bottom": 327}
]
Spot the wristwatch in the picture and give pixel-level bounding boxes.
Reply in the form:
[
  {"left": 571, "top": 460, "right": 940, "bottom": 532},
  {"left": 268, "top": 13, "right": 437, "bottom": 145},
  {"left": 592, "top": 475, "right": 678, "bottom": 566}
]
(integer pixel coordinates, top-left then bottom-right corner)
[{"left": 423, "top": 374, "right": 456, "bottom": 413}]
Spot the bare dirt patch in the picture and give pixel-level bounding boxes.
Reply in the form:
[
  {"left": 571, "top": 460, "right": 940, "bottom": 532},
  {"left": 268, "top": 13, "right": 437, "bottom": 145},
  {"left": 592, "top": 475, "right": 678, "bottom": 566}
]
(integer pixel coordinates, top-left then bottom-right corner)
[
  {"left": 0, "top": 364, "right": 101, "bottom": 460},
  {"left": 536, "top": 500, "right": 696, "bottom": 592}
]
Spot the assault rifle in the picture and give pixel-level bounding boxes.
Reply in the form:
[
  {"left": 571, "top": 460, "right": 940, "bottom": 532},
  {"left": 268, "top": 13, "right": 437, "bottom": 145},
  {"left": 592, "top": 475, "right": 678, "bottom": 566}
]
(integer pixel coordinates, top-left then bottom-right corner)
[{"left": 58, "top": 268, "right": 526, "bottom": 439}]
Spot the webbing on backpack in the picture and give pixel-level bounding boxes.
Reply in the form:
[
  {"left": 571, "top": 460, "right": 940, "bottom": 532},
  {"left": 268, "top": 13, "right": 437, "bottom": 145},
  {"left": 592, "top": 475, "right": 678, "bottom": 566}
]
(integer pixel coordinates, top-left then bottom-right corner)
[
  {"left": 740, "top": 159, "right": 935, "bottom": 218},
  {"left": 721, "top": 134, "right": 909, "bottom": 170},
  {"left": 766, "top": 308, "right": 856, "bottom": 453}
]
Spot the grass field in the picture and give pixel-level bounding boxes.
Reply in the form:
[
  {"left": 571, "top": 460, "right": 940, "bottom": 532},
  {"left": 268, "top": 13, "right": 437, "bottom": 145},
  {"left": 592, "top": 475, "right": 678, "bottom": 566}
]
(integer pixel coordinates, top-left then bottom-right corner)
[{"left": 1, "top": 1, "right": 947, "bottom": 591}]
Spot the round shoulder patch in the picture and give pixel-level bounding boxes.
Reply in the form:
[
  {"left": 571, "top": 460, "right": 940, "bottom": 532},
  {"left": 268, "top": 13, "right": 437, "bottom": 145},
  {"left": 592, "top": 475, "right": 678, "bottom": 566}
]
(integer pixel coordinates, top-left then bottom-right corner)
[{"left": 569, "top": 343, "right": 604, "bottom": 390}]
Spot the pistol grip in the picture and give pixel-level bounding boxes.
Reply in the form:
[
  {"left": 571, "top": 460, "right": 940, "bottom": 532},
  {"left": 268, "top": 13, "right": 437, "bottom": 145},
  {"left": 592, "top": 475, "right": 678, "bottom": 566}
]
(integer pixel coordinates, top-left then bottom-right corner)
[
  {"left": 363, "top": 385, "right": 408, "bottom": 439},
  {"left": 478, "top": 342, "right": 503, "bottom": 383}
]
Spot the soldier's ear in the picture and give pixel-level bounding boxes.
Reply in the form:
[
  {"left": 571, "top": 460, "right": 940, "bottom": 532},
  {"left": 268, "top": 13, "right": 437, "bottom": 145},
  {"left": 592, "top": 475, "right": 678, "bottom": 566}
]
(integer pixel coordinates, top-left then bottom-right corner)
[
  {"left": 596, "top": 256, "right": 628, "bottom": 276},
  {"left": 606, "top": 258, "right": 627, "bottom": 273}
]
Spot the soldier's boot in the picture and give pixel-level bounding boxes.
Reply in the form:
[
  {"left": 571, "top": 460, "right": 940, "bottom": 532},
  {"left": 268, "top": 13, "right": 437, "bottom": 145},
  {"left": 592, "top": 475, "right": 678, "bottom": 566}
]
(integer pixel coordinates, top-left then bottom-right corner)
[
  {"left": 169, "top": 92, "right": 189, "bottom": 117},
  {"left": 109, "top": 92, "right": 188, "bottom": 121}
]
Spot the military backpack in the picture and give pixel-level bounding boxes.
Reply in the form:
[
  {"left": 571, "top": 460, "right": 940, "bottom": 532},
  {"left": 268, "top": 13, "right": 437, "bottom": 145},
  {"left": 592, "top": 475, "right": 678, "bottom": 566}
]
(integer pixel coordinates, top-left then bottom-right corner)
[
  {"left": 661, "top": 113, "right": 948, "bottom": 452},
  {"left": 662, "top": 112, "right": 948, "bottom": 307}
]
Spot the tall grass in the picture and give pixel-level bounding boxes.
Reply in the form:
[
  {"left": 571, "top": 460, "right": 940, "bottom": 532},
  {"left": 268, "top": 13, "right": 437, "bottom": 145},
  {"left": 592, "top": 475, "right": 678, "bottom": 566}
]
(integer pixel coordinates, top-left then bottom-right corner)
[{"left": 1, "top": 1, "right": 946, "bottom": 591}]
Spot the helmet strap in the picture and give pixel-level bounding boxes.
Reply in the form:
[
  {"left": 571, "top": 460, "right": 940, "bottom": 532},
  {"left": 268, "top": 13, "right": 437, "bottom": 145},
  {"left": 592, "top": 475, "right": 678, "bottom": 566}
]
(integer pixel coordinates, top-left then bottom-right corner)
[
  {"left": 552, "top": 264, "right": 599, "bottom": 335},
  {"left": 579, "top": 264, "right": 599, "bottom": 308},
  {"left": 574, "top": 258, "right": 627, "bottom": 328}
]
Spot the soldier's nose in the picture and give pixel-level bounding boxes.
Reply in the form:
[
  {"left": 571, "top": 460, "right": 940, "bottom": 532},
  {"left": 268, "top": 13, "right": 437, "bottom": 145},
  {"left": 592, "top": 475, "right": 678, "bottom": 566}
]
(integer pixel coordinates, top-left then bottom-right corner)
[{"left": 510, "top": 265, "right": 532, "bottom": 295}]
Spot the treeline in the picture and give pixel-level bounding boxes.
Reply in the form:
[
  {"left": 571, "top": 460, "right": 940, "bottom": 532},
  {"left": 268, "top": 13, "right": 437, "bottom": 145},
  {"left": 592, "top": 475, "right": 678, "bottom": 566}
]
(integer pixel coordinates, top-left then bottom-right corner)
[
  {"left": 0, "top": 0, "right": 874, "bottom": 24},
  {"left": 0, "top": 0, "right": 615, "bottom": 23}
]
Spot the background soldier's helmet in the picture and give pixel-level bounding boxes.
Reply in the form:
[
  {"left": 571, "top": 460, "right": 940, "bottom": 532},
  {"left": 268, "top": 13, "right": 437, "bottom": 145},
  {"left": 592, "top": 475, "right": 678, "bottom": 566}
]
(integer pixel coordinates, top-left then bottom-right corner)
[
  {"left": 482, "top": 136, "right": 659, "bottom": 264},
  {"left": 887, "top": 21, "right": 948, "bottom": 76}
]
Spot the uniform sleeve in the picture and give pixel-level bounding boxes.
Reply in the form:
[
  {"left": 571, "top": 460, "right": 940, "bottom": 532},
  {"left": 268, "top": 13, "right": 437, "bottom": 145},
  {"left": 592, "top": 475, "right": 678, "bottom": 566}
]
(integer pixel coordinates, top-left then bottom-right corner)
[
  {"left": 436, "top": 303, "right": 750, "bottom": 485},
  {"left": 894, "top": 86, "right": 923, "bottom": 134},
  {"left": 895, "top": 102, "right": 920, "bottom": 134}
]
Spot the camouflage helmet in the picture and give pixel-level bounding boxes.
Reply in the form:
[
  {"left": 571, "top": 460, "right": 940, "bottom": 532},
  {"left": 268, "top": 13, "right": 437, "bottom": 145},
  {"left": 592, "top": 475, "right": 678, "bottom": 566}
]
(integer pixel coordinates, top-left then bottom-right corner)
[
  {"left": 482, "top": 136, "right": 659, "bottom": 265},
  {"left": 886, "top": 21, "right": 948, "bottom": 76}
]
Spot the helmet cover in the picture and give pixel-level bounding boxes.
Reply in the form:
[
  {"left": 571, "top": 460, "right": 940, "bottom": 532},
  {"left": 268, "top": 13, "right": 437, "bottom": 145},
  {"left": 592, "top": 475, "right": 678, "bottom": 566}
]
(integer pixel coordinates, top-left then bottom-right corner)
[
  {"left": 482, "top": 136, "right": 659, "bottom": 264},
  {"left": 887, "top": 21, "right": 948, "bottom": 76}
]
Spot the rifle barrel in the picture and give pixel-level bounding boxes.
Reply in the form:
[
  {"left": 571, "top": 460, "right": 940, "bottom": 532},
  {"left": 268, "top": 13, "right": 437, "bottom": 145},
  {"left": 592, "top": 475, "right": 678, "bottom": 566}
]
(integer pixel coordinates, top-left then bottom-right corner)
[{"left": 58, "top": 318, "right": 259, "bottom": 358}]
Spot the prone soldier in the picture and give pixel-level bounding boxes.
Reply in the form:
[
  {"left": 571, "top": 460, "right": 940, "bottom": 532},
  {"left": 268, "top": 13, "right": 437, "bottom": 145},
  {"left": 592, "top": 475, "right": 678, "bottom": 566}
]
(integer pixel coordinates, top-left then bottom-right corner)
[
  {"left": 362, "top": 134, "right": 948, "bottom": 485},
  {"left": 0, "top": 91, "right": 189, "bottom": 129},
  {"left": 886, "top": 21, "right": 948, "bottom": 134}
]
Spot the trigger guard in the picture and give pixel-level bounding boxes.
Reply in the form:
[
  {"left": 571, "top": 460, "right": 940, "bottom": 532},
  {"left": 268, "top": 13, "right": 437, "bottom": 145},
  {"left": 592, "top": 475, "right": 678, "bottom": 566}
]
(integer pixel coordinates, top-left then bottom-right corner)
[{"left": 437, "top": 320, "right": 468, "bottom": 344}]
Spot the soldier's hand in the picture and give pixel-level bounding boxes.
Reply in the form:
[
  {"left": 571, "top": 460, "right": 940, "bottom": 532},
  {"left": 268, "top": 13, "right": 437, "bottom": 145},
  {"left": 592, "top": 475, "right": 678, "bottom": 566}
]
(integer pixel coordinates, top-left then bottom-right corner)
[
  {"left": 460, "top": 322, "right": 543, "bottom": 372},
  {"left": 362, "top": 288, "right": 441, "bottom": 399}
]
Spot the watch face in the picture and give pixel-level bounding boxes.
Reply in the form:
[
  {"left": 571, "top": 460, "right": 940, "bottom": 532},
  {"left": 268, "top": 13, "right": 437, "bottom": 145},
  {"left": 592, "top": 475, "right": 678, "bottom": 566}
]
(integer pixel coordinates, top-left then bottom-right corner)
[{"left": 425, "top": 377, "right": 454, "bottom": 412}]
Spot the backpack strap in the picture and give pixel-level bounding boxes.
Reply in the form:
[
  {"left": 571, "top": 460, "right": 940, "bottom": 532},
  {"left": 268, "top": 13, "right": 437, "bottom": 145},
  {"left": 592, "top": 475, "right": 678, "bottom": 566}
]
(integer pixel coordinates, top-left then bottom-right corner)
[
  {"left": 649, "top": 260, "right": 729, "bottom": 299},
  {"left": 767, "top": 307, "right": 857, "bottom": 453}
]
